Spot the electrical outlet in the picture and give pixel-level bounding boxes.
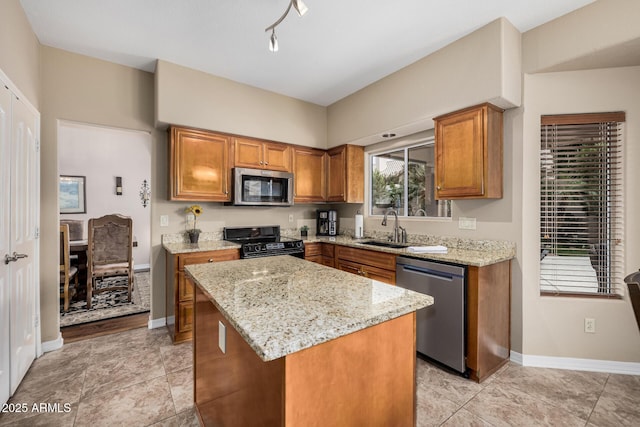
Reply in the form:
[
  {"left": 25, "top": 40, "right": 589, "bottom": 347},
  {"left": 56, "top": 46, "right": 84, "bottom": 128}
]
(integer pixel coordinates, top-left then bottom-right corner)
[
  {"left": 584, "top": 318, "right": 596, "bottom": 333},
  {"left": 458, "top": 217, "right": 477, "bottom": 230},
  {"left": 160, "top": 215, "right": 169, "bottom": 227},
  {"left": 288, "top": 214, "right": 294, "bottom": 222}
]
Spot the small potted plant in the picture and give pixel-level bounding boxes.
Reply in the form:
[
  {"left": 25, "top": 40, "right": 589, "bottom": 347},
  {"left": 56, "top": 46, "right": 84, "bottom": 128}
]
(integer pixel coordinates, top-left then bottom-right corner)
[
  {"left": 185, "top": 204, "right": 203, "bottom": 243},
  {"left": 300, "top": 225, "right": 309, "bottom": 239}
]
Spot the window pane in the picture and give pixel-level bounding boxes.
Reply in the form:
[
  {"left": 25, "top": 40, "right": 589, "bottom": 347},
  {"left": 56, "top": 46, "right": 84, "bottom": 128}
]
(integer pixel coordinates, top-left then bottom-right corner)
[
  {"left": 370, "top": 143, "right": 451, "bottom": 218},
  {"left": 407, "top": 145, "right": 450, "bottom": 217},
  {"left": 370, "top": 150, "right": 404, "bottom": 216}
]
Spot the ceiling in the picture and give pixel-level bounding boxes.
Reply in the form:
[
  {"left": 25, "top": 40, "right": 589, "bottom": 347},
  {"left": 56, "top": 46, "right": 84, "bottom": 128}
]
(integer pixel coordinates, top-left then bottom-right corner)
[{"left": 20, "top": 0, "right": 595, "bottom": 107}]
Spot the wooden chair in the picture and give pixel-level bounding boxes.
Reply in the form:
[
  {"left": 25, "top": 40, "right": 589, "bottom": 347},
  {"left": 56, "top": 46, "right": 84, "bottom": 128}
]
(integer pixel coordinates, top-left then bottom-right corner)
[
  {"left": 86, "top": 214, "right": 134, "bottom": 309},
  {"left": 60, "top": 224, "right": 79, "bottom": 312}
]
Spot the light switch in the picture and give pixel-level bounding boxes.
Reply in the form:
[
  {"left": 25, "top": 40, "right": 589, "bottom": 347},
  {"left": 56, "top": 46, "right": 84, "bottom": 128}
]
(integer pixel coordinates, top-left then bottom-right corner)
[
  {"left": 160, "top": 215, "right": 169, "bottom": 227},
  {"left": 458, "top": 217, "right": 477, "bottom": 230},
  {"left": 218, "top": 321, "right": 226, "bottom": 354}
]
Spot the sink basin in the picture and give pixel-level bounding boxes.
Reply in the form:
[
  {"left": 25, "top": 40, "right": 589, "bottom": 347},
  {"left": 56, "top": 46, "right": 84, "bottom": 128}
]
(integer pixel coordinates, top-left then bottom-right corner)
[{"left": 360, "top": 240, "right": 409, "bottom": 249}]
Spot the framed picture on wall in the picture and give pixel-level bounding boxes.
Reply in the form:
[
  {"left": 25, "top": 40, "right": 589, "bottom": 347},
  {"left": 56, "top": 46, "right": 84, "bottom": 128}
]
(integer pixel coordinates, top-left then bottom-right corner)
[{"left": 59, "top": 175, "right": 86, "bottom": 214}]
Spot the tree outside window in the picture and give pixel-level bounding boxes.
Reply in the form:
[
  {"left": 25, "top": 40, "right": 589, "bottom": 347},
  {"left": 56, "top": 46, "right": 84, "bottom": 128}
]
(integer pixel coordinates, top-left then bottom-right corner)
[{"left": 370, "top": 141, "right": 450, "bottom": 218}]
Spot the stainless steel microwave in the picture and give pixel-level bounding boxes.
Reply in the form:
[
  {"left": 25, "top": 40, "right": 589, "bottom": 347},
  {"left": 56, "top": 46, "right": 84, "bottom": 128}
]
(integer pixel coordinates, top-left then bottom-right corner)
[{"left": 232, "top": 168, "right": 294, "bottom": 206}]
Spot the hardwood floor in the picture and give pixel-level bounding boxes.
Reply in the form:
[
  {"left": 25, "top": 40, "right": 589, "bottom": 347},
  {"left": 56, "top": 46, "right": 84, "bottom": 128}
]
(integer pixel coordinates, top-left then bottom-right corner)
[{"left": 61, "top": 312, "right": 149, "bottom": 343}]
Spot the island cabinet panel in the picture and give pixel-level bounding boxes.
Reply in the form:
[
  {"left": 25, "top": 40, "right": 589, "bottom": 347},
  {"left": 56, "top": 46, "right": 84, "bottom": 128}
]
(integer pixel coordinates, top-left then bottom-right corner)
[
  {"left": 169, "top": 126, "right": 231, "bottom": 201},
  {"left": 194, "top": 285, "right": 284, "bottom": 427},
  {"left": 292, "top": 146, "right": 327, "bottom": 203},
  {"left": 335, "top": 245, "right": 396, "bottom": 285},
  {"left": 233, "top": 137, "right": 291, "bottom": 172},
  {"left": 326, "top": 144, "right": 365, "bottom": 203},
  {"left": 434, "top": 103, "right": 503, "bottom": 199},
  {"left": 304, "top": 242, "right": 335, "bottom": 268},
  {"left": 166, "top": 249, "right": 240, "bottom": 343},
  {"left": 466, "top": 260, "right": 511, "bottom": 382},
  {"left": 193, "top": 284, "right": 416, "bottom": 427}
]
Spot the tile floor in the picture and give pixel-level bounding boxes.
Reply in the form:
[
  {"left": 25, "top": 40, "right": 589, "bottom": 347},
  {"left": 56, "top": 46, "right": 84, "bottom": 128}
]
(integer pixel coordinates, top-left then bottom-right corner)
[{"left": 0, "top": 326, "right": 639, "bottom": 426}]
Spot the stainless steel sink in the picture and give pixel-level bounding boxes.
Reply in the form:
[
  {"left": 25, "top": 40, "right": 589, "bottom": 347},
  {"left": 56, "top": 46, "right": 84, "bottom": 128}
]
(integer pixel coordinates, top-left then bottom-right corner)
[{"left": 359, "top": 240, "right": 410, "bottom": 249}]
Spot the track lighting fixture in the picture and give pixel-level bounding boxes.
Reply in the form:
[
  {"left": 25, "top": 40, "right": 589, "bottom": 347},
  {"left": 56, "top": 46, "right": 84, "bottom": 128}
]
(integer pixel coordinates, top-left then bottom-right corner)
[{"left": 265, "top": 0, "right": 308, "bottom": 52}]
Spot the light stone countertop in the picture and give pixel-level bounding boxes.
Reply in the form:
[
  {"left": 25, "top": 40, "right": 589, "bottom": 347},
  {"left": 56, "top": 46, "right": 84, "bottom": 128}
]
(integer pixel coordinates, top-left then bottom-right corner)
[
  {"left": 185, "top": 255, "right": 433, "bottom": 362},
  {"left": 162, "top": 231, "right": 516, "bottom": 266},
  {"left": 162, "top": 239, "right": 240, "bottom": 255},
  {"left": 304, "top": 235, "right": 516, "bottom": 267}
]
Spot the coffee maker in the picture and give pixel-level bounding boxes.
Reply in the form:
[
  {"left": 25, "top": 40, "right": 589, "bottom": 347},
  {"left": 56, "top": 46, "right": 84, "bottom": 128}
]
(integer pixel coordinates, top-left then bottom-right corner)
[{"left": 316, "top": 209, "right": 338, "bottom": 236}]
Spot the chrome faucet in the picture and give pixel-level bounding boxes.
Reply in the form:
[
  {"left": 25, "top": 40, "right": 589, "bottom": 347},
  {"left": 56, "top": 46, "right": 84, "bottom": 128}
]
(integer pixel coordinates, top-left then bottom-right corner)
[{"left": 381, "top": 208, "right": 407, "bottom": 243}]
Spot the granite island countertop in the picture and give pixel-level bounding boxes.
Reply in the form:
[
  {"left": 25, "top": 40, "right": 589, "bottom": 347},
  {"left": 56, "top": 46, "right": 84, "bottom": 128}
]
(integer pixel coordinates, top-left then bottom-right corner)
[{"left": 185, "top": 255, "right": 433, "bottom": 362}]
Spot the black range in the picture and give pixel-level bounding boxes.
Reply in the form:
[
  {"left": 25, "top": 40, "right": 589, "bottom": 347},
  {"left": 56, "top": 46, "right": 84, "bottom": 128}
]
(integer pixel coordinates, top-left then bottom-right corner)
[{"left": 223, "top": 225, "right": 304, "bottom": 259}]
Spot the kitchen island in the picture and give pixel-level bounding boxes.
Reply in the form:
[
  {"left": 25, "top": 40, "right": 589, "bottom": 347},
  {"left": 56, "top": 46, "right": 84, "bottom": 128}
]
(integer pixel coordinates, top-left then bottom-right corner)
[{"left": 186, "top": 255, "right": 433, "bottom": 427}]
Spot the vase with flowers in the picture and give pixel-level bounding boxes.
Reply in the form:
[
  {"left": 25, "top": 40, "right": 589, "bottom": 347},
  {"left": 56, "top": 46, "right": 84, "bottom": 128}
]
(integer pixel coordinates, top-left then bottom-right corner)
[{"left": 185, "top": 204, "right": 203, "bottom": 243}]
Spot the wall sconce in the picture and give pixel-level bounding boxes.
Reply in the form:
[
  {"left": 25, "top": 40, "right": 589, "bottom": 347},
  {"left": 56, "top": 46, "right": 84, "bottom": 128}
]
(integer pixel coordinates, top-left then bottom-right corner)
[
  {"left": 115, "top": 176, "right": 123, "bottom": 195},
  {"left": 139, "top": 179, "right": 151, "bottom": 208}
]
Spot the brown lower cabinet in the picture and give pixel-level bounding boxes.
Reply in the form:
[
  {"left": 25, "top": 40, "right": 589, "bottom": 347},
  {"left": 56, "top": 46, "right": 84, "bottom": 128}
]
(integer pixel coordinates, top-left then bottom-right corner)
[
  {"left": 304, "top": 242, "right": 335, "bottom": 268},
  {"left": 466, "top": 260, "right": 511, "bottom": 382},
  {"left": 194, "top": 284, "right": 417, "bottom": 426},
  {"left": 165, "top": 248, "right": 240, "bottom": 343},
  {"left": 335, "top": 245, "right": 396, "bottom": 285}
]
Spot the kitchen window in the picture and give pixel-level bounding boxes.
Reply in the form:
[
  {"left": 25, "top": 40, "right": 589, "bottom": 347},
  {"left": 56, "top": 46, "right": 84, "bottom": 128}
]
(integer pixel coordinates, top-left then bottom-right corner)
[
  {"left": 370, "top": 140, "right": 451, "bottom": 218},
  {"left": 539, "top": 112, "right": 625, "bottom": 297}
]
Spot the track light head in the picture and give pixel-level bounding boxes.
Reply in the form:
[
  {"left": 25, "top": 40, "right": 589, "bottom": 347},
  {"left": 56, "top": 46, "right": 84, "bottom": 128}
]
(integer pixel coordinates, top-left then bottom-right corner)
[
  {"left": 265, "top": 0, "right": 308, "bottom": 52},
  {"left": 269, "top": 29, "right": 279, "bottom": 52},
  {"left": 292, "top": 0, "right": 308, "bottom": 17}
]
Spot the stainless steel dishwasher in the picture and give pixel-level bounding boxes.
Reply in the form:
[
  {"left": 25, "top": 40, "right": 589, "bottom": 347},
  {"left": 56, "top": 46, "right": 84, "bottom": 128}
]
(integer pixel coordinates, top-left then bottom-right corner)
[{"left": 396, "top": 256, "right": 467, "bottom": 374}]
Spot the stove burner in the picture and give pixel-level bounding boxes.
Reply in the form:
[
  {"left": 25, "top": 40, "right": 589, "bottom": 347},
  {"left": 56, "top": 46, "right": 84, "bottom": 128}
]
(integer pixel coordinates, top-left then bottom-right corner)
[{"left": 223, "top": 225, "right": 305, "bottom": 259}]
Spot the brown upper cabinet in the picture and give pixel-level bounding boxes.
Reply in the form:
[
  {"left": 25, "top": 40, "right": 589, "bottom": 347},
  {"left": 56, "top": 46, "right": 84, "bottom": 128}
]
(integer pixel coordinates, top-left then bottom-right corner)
[
  {"left": 169, "top": 126, "right": 231, "bottom": 202},
  {"left": 327, "top": 145, "right": 364, "bottom": 203},
  {"left": 233, "top": 137, "right": 291, "bottom": 172},
  {"left": 292, "top": 146, "right": 327, "bottom": 203},
  {"left": 434, "top": 103, "right": 503, "bottom": 199}
]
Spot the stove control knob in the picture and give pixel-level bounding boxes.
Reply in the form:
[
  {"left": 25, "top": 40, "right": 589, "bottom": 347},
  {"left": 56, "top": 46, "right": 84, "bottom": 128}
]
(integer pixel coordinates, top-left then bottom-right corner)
[{"left": 296, "top": 241, "right": 303, "bottom": 248}]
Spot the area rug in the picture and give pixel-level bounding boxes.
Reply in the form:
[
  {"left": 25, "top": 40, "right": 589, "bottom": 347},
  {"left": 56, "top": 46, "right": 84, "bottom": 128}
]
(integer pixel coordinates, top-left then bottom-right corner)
[{"left": 60, "top": 271, "right": 150, "bottom": 327}]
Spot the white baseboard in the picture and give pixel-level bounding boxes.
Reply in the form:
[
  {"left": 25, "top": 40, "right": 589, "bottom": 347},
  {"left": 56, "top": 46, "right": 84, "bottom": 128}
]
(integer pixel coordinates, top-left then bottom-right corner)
[
  {"left": 42, "top": 332, "right": 64, "bottom": 353},
  {"left": 510, "top": 351, "right": 640, "bottom": 375},
  {"left": 135, "top": 264, "right": 150, "bottom": 272},
  {"left": 166, "top": 315, "right": 175, "bottom": 326},
  {"left": 148, "top": 316, "right": 168, "bottom": 329}
]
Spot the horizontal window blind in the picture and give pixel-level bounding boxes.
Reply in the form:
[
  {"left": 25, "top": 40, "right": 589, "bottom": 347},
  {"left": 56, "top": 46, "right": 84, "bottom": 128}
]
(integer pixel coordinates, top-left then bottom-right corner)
[{"left": 540, "top": 113, "right": 625, "bottom": 297}]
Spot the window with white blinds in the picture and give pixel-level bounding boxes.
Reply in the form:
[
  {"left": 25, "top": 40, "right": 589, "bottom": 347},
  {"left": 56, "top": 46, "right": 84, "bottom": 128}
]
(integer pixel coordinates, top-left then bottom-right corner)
[{"left": 540, "top": 112, "right": 625, "bottom": 297}]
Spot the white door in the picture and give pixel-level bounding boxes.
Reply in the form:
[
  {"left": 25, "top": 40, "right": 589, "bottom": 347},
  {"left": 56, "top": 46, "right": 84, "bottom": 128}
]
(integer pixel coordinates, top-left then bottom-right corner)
[
  {"left": 0, "top": 81, "right": 12, "bottom": 406},
  {"left": 9, "top": 93, "right": 38, "bottom": 395},
  {"left": 0, "top": 80, "right": 39, "bottom": 405}
]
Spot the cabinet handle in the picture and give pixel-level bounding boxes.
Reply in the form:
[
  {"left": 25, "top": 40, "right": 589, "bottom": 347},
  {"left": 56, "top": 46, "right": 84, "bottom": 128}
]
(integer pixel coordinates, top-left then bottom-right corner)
[
  {"left": 208, "top": 259, "right": 214, "bottom": 263},
  {"left": 260, "top": 161, "right": 264, "bottom": 165},
  {"left": 437, "top": 185, "right": 441, "bottom": 190},
  {"left": 265, "top": 162, "right": 268, "bottom": 165}
]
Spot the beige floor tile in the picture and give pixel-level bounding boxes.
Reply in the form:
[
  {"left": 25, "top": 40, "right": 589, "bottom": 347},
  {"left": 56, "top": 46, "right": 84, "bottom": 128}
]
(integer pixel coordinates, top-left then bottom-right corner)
[
  {"left": 0, "top": 402, "right": 77, "bottom": 427},
  {"left": 74, "top": 376, "right": 175, "bottom": 427},
  {"left": 81, "top": 347, "right": 165, "bottom": 398},
  {"left": 415, "top": 381, "right": 461, "bottom": 427},
  {"left": 464, "top": 382, "right": 586, "bottom": 427},
  {"left": 416, "top": 358, "right": 485, "bottom": 406},
  {"left": 493, "top": 364, "right": 608, "bottom": 421},
  {"left": 441, "top": 408, "right": 495, "bottom": 426},
  {"left": 160, "top": 342, "right": 193, "bottom": 374},
  {"left": 176, "top": 408, "right": 201, "bottom": 427},
  {"left": 587, "top": 374, "right": 640, "bottom": 427},
  {"left": 167, "top": 367, "right": 194, "bottom": 414}
]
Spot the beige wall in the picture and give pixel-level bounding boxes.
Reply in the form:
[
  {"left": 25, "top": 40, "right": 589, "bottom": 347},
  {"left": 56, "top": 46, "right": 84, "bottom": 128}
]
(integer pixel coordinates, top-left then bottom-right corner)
[
  {"left": 522, "top": 0, "right": 640, "bottom": 73},
  {"left": 39, "top": 47, "right": 161, "bottom": 341},
  {"left": 0, "top": 0, "right": 40, "bottom": 107},
  {"left": 327, "top": 18, "right": 522, "bottom": 147},
  {"left": 521, "top": 67, "right": 640, "bottom": 361},
  {"left": 155, "top": 60, "right": 327, "bottom": 148}
]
